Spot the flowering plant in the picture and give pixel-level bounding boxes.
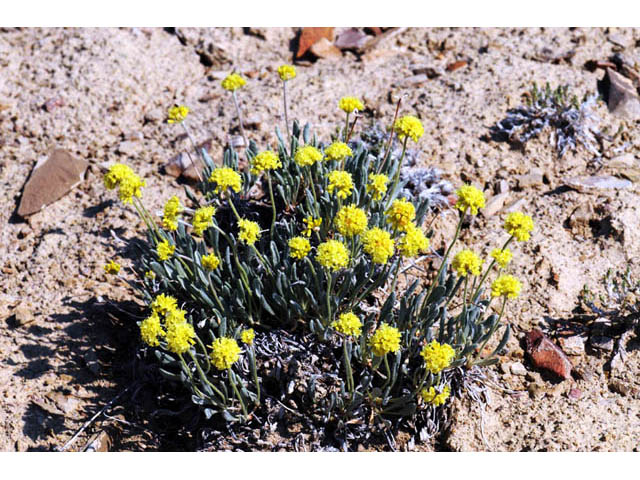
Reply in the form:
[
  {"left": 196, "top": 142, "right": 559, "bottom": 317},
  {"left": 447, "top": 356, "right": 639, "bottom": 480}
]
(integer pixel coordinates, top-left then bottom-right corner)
[{"left": 102, "top": 69, "right": 533, "bottom": 439}]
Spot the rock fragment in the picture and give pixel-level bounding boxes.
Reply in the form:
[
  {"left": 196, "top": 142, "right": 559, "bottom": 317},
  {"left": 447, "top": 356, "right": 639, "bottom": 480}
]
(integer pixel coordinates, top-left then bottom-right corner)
[
  {"left": 309, "top": 38, "right": 342, "bottom": 60},
  {"left": 598, "top": 68, "right": 640, "bottom": 119},
  {"left": 510, "top": 362, "right": 527, "bottom": 376},
  {"left": 18, "top": 149, "right": 88, "bottom": 217},
  {"left": 524, "top": 328, "right": 572, "bottom": 380},
  {"left": 482, "top": 192, "right": 510, "bottom": 217},
  {"left": 446, "top": 60, "right": 467, "bottom": 72},
  {"left": 559, "top": 335, "right": 586, "bottom": 356},
  {"left": 564, "top": 175, "right": 632, "bottom": 192},
  {"left": 334, "top": 28, "right": 370, "bottom": 51},
  {"left": 296, "top": 28, "right": 334, "bottom": 58},
  {"left": 517, "top": 168, "right": 544, "bottom": 188}
]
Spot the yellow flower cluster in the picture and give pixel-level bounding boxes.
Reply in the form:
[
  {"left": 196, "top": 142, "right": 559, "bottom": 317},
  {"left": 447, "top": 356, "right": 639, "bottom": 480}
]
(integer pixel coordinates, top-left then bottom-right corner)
[
  {"left": 491, "top": 274, "right": 522, "bottom": 299},
  {"left": 166, "top": 321, "right": 196, "bottom": 354},
  {"left": 103, "top": 260, "right": 121, "bottom": 275},
  {"left": 157, "top": 239, "right": 175, "bottom": 261},
  {"left": 393, "top": 115, "right": 424, "bottom": 142},
  {"left": 238, "top": 219, "right": 261, "bottom": 245},
  {"left": 335, "top": 204, "right": 368, "bottom": 237},
  {"left": 294, "top": 145, "right": 323, "bottom": 167},
  {"left": 250, "top": 150, "right": 282, "bottom": 175},
  {"left": 327, "top": 170, "right": 354, "bottom": 199},
  {"left": 302, "top": 216, "right": 322, "bottom": 237},
  {"left": 452, "top": 249, "right": 483, "bottom": 277},
  {"left": 421, "top": 340, "right": 455, "bottom": 373},
  {"left": 324, "top": 142, "right": 352, "bottom": 162},
  {"left": 316, "top": 240, "right": 350, "bottom": 271},
  {"left": 167, "top": 105, "right": 189, "bottom": 124},
  {"left": 367, "top": 173, "right": 388, "bottom": 201},
  {"left": 145, "top": 270, "right": 156, "bottom": 280},
  {"left": 398, "top": 225, "right": 429, "bottom": 257},
  {"left": 240, "top": 328, "right": 255, "bottom": 345},
  {"left": 162, "top": 196, "right": 181, "bottom": 231},
  {"left": 192, "top": 206, "right": 216, "bottom": 236},
  {"left": 202, "top": 252, "right": 220, "bottom": 271},
  {"left": 370, "top": 323, "right": 401, "bottom": 357},
  {"left": 221, "top": 73, "right": 246, "bottom": 91},
  {"left": 103, "top": 163, "right": 145, "bottom": 204},
  {"left": 209, "top": 167, "right": 242, "bottom": 194},
  {"left": 362, "top": 228, "right": 395, "bottom": 264},
  {"left": 504, "top": 212, "right": 534, "bottom": 242},
  {"left": 338, "top": 96, "right": 364, "bottom": 113},
  {"left": 288, "top": 236, "right": 311, "bottom": 260},
  {"left": 210, "top": 337, "right": 241, "bottom": 370},
  {"left": 140, "top": 312, "right": 165, "bottom": 347},
  {"left": 386, "top": 198, "right": 415, "bottom": 231},
  {"left": 151, "top": 293, "right": 178, "bottom": 315},
  {"left": 332, "top": 312, "right": 362, "bottom": 337},
  {"left": 455, "top": 185, "right": 485, "bottom": 215},
  {"left": 490, "top": 248, "right": 513, "bottom": 268},
  {"left": 141, "top": 294, "right": 196, "bottom": 354},
  {"left": 420, "top": 385, "right": 450, "bottom": 406},
  {"left": 278, "top": 64, "right": 296, "bottom": 81}
]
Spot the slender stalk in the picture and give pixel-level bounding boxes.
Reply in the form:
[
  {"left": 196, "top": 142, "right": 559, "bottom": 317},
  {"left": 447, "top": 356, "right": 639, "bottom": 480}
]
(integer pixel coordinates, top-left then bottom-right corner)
[
  {"left": 227, "top": 194, "right": 242, "bottom": 223},
  {"left": 248, "top": 346, "right": 261, "bottom": 404},
  {"left": 343, "top": 340, "right": 355, "bottom": 397},
  {"left": 251, "top": 245, "right": 274, "bottom": 276},
  {"left": 379, "top": 96, "right": 402, "bottom": 174},
  {"left": 306, "top": 168, "right": 318, "bottom": 205},
  {"left": 382, "top": 355, "right": 392, "bottom": 389},
  {"left": 471, "top": 235, "right": 515, "bottom": 303},
  {"left": 228, "top": 369, "right": 248, "bottom": 419},
  {"left": 387, "top": 136, "right": 408, "bottom": 205},
  {"left": 325, "top": 271, "right": 333, "bottom": 326},
  {"left": 181, "top": 121, "right": 204, "bottom": 182},
  {"left": 344, "top": 112, "right": 350, "bottom": 142},
  {"left": 282, "top": 80, "right": 291, "bottom": 141},
  {"left": 474, "top": 297, "right": 508, "bottom": 363},
  {"left": 267, "top": 173, "right": 277, "bottom": 237},
  {"left": 189, "top": 351, "right": 226, "bottom": 403},
  {"left": 232, "top": 91, "right": 248, "bottom": 149},
  {"left": 346, "top": 113, "right": 359, "bottom": 144}
]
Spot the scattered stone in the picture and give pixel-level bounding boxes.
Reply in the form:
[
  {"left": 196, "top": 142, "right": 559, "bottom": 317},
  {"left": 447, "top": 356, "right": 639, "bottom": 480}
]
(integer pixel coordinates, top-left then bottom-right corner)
[
  {"left": 568, "top": 388, "right": 583, "bottom": 400},
  {"left": 13, "top": 303, "right": 35, "bottom": 326},
  {"left": 85, "top": 430, "right": 111, "bottom": 452},
  {"left": 567, "top": 202, "right": 595, "bottom": 237},
  {"left": 33, "top": 391, "right": 82, "bottom": 418},
  {"left": 503, "top": 197, "right": 527, "bottom": 213},
  {"left": 573, "top": 365, "right": 596, "bottom": 382},
  {"left": 589, "top": 335, "right": 614, "bottom": 351},
  {"left": 296, "top": 27, "right": 334, "bottom": 58},
  {"left": 244, "top": 114, "right": 263, "bottom": 129},
  {"left": 446, "top": 60, "right": 467, "bottom": 72},
  {"left": 496, "top": 179, "right": 509, "bottom": 194},
  {"left": 527, "top": 383, "right": 545, "bottom": 400},
  {"left": 517, "top": 168, "right": 544, "bottom": 188},
  {"left": 559, "top": 335, "right": 586, "bottom": 356},
  {"left": 164, "top": 152, "right": 203, "bottom": 183},
  {"left": 309, "top": 38, "right": 342, "bottom": 60},
  {"left": 607, "top": 34, "right": 629, "bottom": 49},
  {"left": 117, "top": 140, "right": 139, "bottom": 155},
  {"left": 564, "top": 175, "right": 632, "bottom": 193},
  {"left": 334, "top": 28, "right": 370, "bottom": 51},
  {"left": 511, "top": 362, "right": 527, "bottom": 376},
  {"left": 524, "top": 328, "right": 572, "bottom": 380},
  {"left": 43, "top": 97, "right": 64, "bottom": 112},
  {"left": 607, "top": 153, "right": 640, "bottom": 182},
  {"left": 482, "top": 192, "right": 510, "bottom": 217},
  {"left": 500, "top": 362, "right": 510, "bottom": 375},
  {"left": 18, "top": 149, "right": 88, "bottom": 217},
  {"left": 410, "top": 65, "right": 443, "bottom": 78},
  {"left": 598, "top": 68, "right": 640, "bottom": 119},
  {"left": 609, "top": 379, "right": 632, "bottom": 396},
  {"left": 230, "top": 135, "right": 247, "bottom": 149},
  {"left": 401, "top": 74, "right": 429, "bottom": 87},
  {"left": 526, "top": 371, "right": 543, "bottom": 385}
]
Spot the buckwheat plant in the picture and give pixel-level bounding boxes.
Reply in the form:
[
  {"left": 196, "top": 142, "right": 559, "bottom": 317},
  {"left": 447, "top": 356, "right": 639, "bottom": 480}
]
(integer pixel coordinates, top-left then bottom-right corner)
[{"left": 102, "top": 69, "right": 533, "bottom": 431}]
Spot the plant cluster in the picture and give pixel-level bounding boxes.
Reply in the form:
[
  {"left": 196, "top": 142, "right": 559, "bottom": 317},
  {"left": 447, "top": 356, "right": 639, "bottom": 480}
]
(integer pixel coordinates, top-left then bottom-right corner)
[
  {"left": 102, "top": 68, "right": 534, "bottom": 438},
  {"left": 490, "top": 82, "right": 603, "bottom": 157}
]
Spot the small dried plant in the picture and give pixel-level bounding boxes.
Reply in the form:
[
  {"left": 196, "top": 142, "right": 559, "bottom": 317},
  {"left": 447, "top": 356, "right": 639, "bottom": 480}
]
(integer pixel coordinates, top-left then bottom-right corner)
[{"left": 101, "top": 67, "right": 534, "bottom": 439}]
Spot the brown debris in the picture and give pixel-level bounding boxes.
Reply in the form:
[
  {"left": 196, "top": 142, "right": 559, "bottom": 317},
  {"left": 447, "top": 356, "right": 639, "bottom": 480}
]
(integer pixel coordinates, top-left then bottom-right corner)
[
  {"left": 524, "top": 328, "right": 573, "bottom": 380},
  {"left": 296, "top": 28, "right": 334, "bottom": 59},
  {"left": 17, "top": 149, "right": 88, "bottom": 217},
  {"left": 446, "top": 60, "right": 468, "bottom": 72},
  {"left": 309, "top": 38, "right": 342, "bottom": 60}
]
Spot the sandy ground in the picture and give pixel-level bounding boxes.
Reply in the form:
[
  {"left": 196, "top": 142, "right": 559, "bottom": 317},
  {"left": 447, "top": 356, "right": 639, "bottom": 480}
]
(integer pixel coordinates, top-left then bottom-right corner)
[{"left": 1, "top": 27, "right": 639, "bottom": 451}]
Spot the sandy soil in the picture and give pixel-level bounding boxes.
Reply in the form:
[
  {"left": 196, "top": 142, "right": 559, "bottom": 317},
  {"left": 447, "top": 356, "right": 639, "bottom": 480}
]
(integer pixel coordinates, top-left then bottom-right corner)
[{"left": 1, "top": 27, "right": 639, "bottom": 451}]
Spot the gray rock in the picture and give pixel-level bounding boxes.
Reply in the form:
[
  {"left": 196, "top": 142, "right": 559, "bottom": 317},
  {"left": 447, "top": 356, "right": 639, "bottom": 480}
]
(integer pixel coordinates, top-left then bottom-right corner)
[
  {"left": 13, "top": 303, "right": 35, "bottom": 326},
  {"left": 564, "top": 175, "right": 632, "bottom": 192},
  {"left": 590, "top": 335, "right": 614, "bottom": 351},
  {"left": 517, "top": 168, "right": 544, "bottom": 188},
  {"left": 600, "top": 68, "right": 640, "bottom": 120},
  {"left": 411, "top": 65, "right": 443, "bottom": 78},
  {"left": 482, "top": 192, "right": 510, "bottom": 217},
  {"left": 559, "top": 335, "right": 586, "bottom": 356},
  {"left": 511, "top": 362, "right": 527, "bottom": 376}
]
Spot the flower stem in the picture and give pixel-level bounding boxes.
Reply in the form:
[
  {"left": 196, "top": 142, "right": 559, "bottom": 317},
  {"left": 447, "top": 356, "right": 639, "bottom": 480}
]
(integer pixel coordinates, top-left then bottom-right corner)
[
  {"left": 344, "top": 112, "right": 350, "bottom": 142},
  {"left": 181, "top": 121, "right": 204, "bottom": 182},
  {"left": 282, "top": 80, "right": 291, "bottom": 142},
  {"left": 232, "top": 91, "right": 248, "bottom": 149},
  {"left": 228, "top": 369, "right": 248, "bottom": 420},
  {"left": 379, "top": 96, "right": 402, "bottom": 174},
  {"left": 343, "top": 340, "right": 355, "bottom": 397},
  {"left": 267, "top": 173, "right": 277, "bottom": 238}
]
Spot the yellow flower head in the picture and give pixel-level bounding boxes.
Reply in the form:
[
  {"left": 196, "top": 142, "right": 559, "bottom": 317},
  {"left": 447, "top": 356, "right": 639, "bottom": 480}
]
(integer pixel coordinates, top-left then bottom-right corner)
[
  {"left": 393, "top": 115, "right": 424, "bottom": 143},
  {"left": 455, "top": 184, "right": 485, "bottom": 215},
  {"left": 103, "top": 164, "right": 145, "bottom": 204},
  {"left": 162, "top": 196, "right": 182, "bottom": 231},
  {"left": 362, "top": 228, "right": 395, "bottom": 264},
  {"left": 504, "top": 212, "right": 534, "bottom": 242},
  {"left": 367, "top": 173, "right": 388, "bottom": 201},
  {"left": 386, "top": 198, "right": 416, "bottom": 232},
  {"left": 140, "top": 312, "right": 165, "bottom": 347},
  {"left": 420, "top": 385, "right": 450, "bottom": 406},
  {"left": 210, "top": 337, "right": 242, "bottom": 370},
  {"left": 452, "top": 249, "right": 483, "bottom": 277},
  {"left": 277, "top": 64, "right": 296, "bottom": 81},
  {"left": 209, "top": 167, "right": 242, "bottom": 195},
  {"left": 157, "top": 239, "right": 176, "bottom": 261},
  {"left": 324, "top": 142, "right": 353, "bottom": 162},
  {"left": 103, "top": 163, "right": 134, "bottom": 190},
  {"left": 316, "top": 240, "right": 350, "bottom": 271},
  {"left": 192, "top": 206, "right": 216, "bottom": 236},
  {"left": 202, "top": 252, "right": 221, "bottom": 271},
  {"left": 491, "top": 274, "right": 522, "bottom": 299},
  {"left": 490, "top": 248, "right": 513, "bottom": 269},
  {"left": 327, "top": 170, "right": 354, "bottom": 199},
  {"left": 164, "top": 308, "right": 187, "bottom": 330},
  {"left": 221, "top": 73, "right": 246, "bottom": 91},
  {"left": 288, "top": 236, "right": 311, "bottom": 260},
  {"left": 166, "top": 321, "right": 195, "bottom": 354},
  {"left": 103, "top": 260, "right": 121, "bottom": 275},
  {"left": 369, "top": 323, "right": 401, "bottom": 357},
  {"left": 294, "top": 145, "right": 323, "bottom": 167},
  {"left": 335, "top": 204, "right": 368, "bottom": 237},
  {"left": 240, "top": 328, "right": 255, "bottom": 345},
  {"left": 302, "top": 216, "right": 322, "bottom": 237},
  {"left": 238, "top": 218, "right": 261, "bottom": 246},
  {"left": 250, "top": 150, "right": 282, "bottom": 175},
  {"left": 338, "top": 96, "right": 364, "bottom": 114},
  {"left": 151, "top": 293, "right": 178, "bottom": 315},
  {"left": 145, "top": 270, "right": 156, "bottom": 280},
  {"left": 398, "top": 224, "right": 429, "bottom": 257},
  {"left": 332, "top": 312, "right": 362, "bottom": 337},
  {"left": 167, "top": 105, "right": 189, "bottom": 124},
  {"left": 421, "top": 340, "right": 456, "bottom": 373}
]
